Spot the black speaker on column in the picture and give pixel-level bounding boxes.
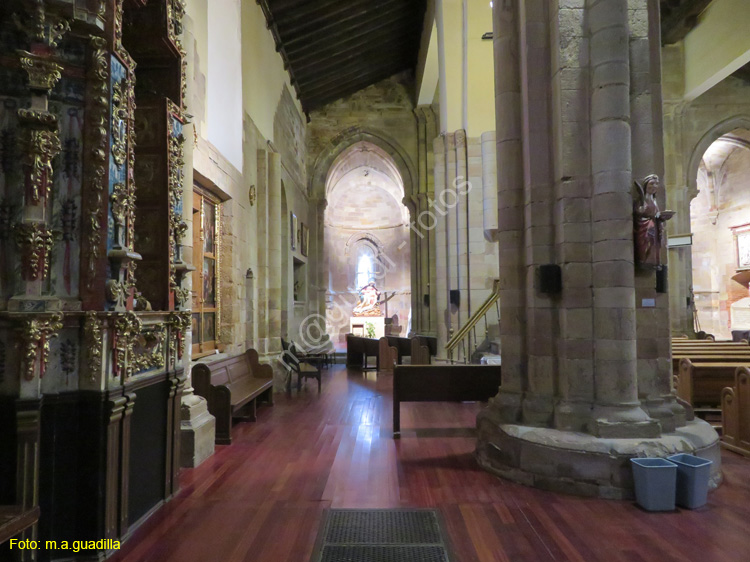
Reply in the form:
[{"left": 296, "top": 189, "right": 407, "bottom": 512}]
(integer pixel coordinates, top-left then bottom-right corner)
[
  {"left": 538, "top": 264, "right": 562, "bottom": 295},
  {"left": 656, "top": 266, "right": 668, "bottom": 294},
  {"left": 449, "top": 290, "right": 460, "bottom": 308}
]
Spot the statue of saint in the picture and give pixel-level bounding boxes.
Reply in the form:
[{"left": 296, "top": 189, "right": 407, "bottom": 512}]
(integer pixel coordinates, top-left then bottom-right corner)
[
  {"left": 634, "top": 174, "right": 675, "bottom": 268},
  {"left": 352, "top": 282, "right": 382, "bottom": 317}
]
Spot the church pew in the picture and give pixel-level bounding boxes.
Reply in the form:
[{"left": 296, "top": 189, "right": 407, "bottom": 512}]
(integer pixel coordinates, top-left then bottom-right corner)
[
  {"left": 721, "top": 367, "right": 750, "bottom": 457},
  {"left": 379, "top": 337, "right": 399, "bottom": 372},
  {"left": 676, "top": 358, "right": 750, "bottom": 407},
  {"left": 672, "top": 351, "right": 750, "bottom": 377},
  {"left": 379, "top": 335, "right": 438, "bottom": 371},
  {"left": 346, "top": 334, "right": 380, "bottom": 370},
  {"left": 393, "top": 364, "right": 502, "bottom": 435},
  {"left": 411, "top": 335, "right": 435, "bottom": 365},
  {"left": 721, "top": 366, "right": 750, "bottom": 455}
]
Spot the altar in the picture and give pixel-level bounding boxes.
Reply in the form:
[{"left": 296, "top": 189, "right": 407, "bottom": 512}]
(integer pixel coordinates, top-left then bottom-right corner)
[{"left": 350, "top": 316, "right": 385, "bottom": 339}]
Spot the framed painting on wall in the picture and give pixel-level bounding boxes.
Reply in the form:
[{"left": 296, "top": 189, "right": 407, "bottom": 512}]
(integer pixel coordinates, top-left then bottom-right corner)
[
  {"left": 290, "top": 212, "right": 297, "bottom": 251},
  {"left": 301, "top": 224, "right": 309, "bottom": 257}
]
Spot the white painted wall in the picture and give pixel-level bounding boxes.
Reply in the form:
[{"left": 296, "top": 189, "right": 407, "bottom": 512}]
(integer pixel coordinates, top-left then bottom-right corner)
[{"left": 207, "top": 0, "right": 243, "bottom": 170}]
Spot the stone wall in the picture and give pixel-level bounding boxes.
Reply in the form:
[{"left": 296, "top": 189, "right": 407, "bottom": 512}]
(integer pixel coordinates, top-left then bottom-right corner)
[
  {"left": 433, "top": 131, "right": 500, "bottom": 360},
  {"left": 690, "top": 143, "right": 750, "bottom": 338},
  {"left": 663, "top": 41, "right": 750, "bottom": 335},
  {"left": 185, "top": 0, "right": 309, "bottom": 388},
  {"left": 307, "top": 74, "right": 420, "bottom": 341}
]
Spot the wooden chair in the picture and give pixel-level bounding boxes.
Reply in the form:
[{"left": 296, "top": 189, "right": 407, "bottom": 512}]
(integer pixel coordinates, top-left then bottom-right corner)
[{"left": 282, "top": 339, "right": 322, "bottom": 393}]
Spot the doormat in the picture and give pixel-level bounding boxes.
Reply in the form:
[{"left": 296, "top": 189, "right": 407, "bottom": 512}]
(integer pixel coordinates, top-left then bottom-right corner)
[{"left": 311, "top": 509, "right": 453, "bottom": 562}]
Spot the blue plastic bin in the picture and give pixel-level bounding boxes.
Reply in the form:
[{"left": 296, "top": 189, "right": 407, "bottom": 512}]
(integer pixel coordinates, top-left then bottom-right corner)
[
  {"left": 667, "top": 453, "right": 713, "bottom": 509},
  {"left": 630, "top": 458, "right": 677, "bottom": 511}
]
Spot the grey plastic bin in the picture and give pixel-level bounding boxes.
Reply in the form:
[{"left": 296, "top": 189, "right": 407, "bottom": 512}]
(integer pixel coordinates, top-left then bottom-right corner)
[
  {"left": 667, "top": 453, "right": 713, "bottom": 509},
  {"left": 630, "top": 458, "right": 677, "bottom": 511}
]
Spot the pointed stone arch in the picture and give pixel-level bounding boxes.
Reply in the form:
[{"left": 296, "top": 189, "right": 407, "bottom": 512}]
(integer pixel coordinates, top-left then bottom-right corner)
[{"left": 309, "top": 127, "right": 417, "bottom": 202}]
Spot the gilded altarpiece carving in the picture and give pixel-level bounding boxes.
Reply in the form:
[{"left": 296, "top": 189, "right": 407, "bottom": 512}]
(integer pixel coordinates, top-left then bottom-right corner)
[{"left": 0, "top": 1, "right": 188, "bottom": 556}]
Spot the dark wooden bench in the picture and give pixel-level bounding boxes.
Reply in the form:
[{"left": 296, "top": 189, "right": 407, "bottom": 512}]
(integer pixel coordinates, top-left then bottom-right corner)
[
  {"left": 0, "top": 505, "right": 39, "bottom": 546},
  {"left": 721, "top": 366, "right": 750, "bottom": 457},
  {"left": 192, "top": 349, "right": 274, "bottom": 445},
  {"left": 393, "top": 364, "right": 502, "bottom": 436},
  {"left": 346, "top": 334, "right": 380, "bottom": 370},
  {"left": 411, "top": 335, "right": 437, "bottom": 365},
  {"left": 380, "top": 335, "right": 438, "bottom": 371}
]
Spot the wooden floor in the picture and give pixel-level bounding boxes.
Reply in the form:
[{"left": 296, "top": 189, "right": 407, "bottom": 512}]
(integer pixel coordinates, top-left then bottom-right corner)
[{"left": 113, "top": 365, "right": 750, "bottom": 562}]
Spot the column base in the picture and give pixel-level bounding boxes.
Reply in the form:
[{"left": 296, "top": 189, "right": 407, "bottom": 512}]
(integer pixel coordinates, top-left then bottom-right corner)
[
  {"left": 590, "top": 404, "right": 661, "bottom": 438},
  {"left": 476, "top": 407, "right": 721, "bottom": 499},
  {"left": 486, "top": 389, "right": 523, "bottom": 424},
  {"left": 180, "top": 391, "right": 215, "bottom": 468},
  {"left": 553, "top": 400, "right": 591, "bottom": 432},
  {"left": 522, "top": 392, "right": 554, "bottom": 426}
]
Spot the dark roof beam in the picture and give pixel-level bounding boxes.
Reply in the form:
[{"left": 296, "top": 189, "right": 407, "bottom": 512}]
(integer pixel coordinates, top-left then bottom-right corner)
[
  {"left": 297, "top": 53, "right": 413, "bottom": 90},
  {"left": 275, "top": 0, "right": 405, "bottom": 37},
  {"left": 293, "top": 38, "right": 414, "bottom": 81},
  {"left": 289, "top": 24, "right": 411, "bottom": 66},
  {"left": 284, "top": 13, "right": 418, "bottom": 58},
  {"left": 281, "top": 3, "right": 421, "bottom": 52}
]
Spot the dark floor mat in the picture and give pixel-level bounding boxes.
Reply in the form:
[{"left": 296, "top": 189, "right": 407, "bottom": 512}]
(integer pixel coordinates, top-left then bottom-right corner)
[{"left": 312, "top": 509, "right": 452, "bottom": 562}]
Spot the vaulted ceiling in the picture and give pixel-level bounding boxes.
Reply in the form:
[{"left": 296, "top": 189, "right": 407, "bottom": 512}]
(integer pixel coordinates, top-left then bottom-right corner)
[{"left": 257, "top": 0, "right": 427, "bottom": 114}]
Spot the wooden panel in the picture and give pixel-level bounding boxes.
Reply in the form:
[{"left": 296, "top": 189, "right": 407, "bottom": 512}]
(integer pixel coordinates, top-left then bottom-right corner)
[{"left": 127, "top": 379, "right": 169, "bottom": 526}]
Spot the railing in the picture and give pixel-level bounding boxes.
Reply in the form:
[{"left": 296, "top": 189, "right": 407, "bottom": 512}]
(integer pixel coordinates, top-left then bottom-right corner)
[{"left": 445, "top": 279, "right": 501, "bottom": 363}]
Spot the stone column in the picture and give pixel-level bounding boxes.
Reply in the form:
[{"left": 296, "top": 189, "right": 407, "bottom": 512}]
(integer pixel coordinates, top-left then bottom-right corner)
[
  {"left": 256, "top": 150, "right": 269, "bottom": 354},
  {"left": 312, "top": 198, "right": 328, "bottom": 322},
  {"left": 631, "top": 0, "right": 685, "bottom": 431},
  {"left": 414, "top": 105, "right": 438, "bottom": 337},
  {"left": 520, "top": 0, "right": 556, "bottom": 426},
  {"left": 588, "top": 0, "right": 658, "bottom": 437},
  {"left": 551, "top": 0, "right": 595, "bottom": 431},
  {"left": 488, "top": 0, "right": 526, "bottom": 419},
  {"left": 476, "top": 0, "right": 720, "bottom": 498},
  {"left": 268, "top": 151, "right": 282, "bottom": 354},
  {"left": 433, "top": 135, "right": 450, "bottom": 353}
]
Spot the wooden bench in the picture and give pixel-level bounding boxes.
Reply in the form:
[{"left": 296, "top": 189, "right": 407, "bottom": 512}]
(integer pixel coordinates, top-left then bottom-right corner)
[
  {"left": 721, "top": 366, "right": 750, "bottom": 457},
  {"left": 380, "top": 335, "right": 438, "bottom": 371},
  {"left": 393, "top": 364, "right": 502, "bottom": 436},
  {"left": 346, "top": 334, "right": 380, "bottom": 370},
  {"left": 672, "top": 350, "right": 750, "bottom": 378},
  {"left": 192, "top": 349, "right": 274, "bottom": 445},
  {"left": 0, "top": 505, "right": 39, "bottom": 546},
  {"left": 411, "top": 335, "right": 437, "bottom": 365},
  {"left": 676, "top": 358, "right": 750, "bottom": 407}
]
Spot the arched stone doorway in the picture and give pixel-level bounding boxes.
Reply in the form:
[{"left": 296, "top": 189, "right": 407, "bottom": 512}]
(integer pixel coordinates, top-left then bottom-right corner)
[
  {"left": 690, "top": 128, "right": 750, "bottom": 339},
  {"left": 323, "top": 141, "right": 411, "bottom": 350}
]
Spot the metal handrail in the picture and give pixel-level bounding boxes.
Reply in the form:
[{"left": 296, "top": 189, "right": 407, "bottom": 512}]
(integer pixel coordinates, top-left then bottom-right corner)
[{"left": 445, "top": 279, "right": 501, "bottom": 355}]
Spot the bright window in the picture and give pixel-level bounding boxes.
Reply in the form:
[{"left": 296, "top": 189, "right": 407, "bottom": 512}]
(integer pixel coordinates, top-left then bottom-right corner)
[{"left": 356, "top": 251, "right": 374, "bottom": 290}]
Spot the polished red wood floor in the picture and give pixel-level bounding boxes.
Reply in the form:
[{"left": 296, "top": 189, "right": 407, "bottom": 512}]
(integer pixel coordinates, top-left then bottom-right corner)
[{"left": 113, "top": 366, "right": 750, "bottom": 562}]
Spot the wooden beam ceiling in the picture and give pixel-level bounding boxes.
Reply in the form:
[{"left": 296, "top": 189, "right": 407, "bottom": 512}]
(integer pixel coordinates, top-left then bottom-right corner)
[{"left": 258, "top": 0, "right": 427, "bottom": 114}]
